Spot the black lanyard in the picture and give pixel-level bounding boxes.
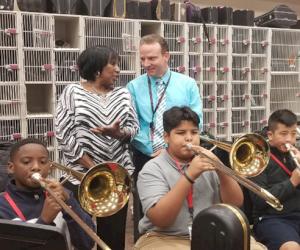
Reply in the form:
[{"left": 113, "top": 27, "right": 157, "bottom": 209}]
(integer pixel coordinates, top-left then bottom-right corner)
[{"left": 147, "top": 72, "right": 172, "bottom": 129}]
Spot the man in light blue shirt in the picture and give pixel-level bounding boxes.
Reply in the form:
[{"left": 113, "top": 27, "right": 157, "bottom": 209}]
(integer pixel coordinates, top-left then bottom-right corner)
[{"left": 127, "top": 33, "right": 202, "bottom": 241}]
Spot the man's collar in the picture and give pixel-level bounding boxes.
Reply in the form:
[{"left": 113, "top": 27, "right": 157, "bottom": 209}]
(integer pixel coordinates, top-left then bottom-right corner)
[{"left": 149, "top": 68, "right": 171, "bottom": 84}]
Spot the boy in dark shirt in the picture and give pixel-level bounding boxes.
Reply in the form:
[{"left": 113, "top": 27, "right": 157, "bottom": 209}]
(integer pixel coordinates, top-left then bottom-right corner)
[
  {"left": 0, "top": 138, "right": 94, "bottom": 250},
  {"left": 250, "top": 109, "right": 300, "bottom": 250}
]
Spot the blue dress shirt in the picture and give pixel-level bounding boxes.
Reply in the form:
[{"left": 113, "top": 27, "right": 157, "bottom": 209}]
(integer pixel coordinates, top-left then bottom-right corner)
[{"left": 127, "top": 68, "right": 203, "bottom": 156}]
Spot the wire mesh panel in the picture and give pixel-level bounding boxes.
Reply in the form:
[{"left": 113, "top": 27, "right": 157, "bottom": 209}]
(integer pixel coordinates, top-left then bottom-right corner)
[
  {"left": 203, "top": 83, "right": 216, "bottom": 109},
  {"left": 188, "top": 24, "right": 201, "bottom": 53},
  {"left": 54, "top": 49, "right": 80, "bottom": 83},
  {"left": 0, "top": 119, "right": 21, "bottom": 141},
  {"left": 24, "top": 49, "right": 53, "bottom": 83},
  {"left": 118, "top": 73, "right": 136, "bottom": 87},
  {"left": 251, "top": 82, "right": 267, "bottom": 108},
  {"left": 270, "top": 74, "right": 300, "bottom": 113},
  {"left": 217, "top": 26, "right": 229, "bottom": 54},
  {"left": 164, "top": 22, "right": 185, "bottom": 53},
  {"left": 232, "top": 27, "right": 250, "bottom": 54},
  {"left": 232, "top": 56, "right": 249, "bottom": 81},
  {"left": 252, "top": 28, "right": 269, "bottom": 55},
  {"left": 271, "top": 30, "right": 300, "bottom": 72},
  {"left": 203, "top": 25, "right": 215, "bottom": 53},
  {"left": 232, "top": 82, "right": 249, "bottom": 108},
  {"left": 231, "top": 110, "right": 249, "bottom": 135},
  {"left": 251, "top": 57, "right": 268, "bottom": 81},
  {"left": 216, "top": 83, "right": 229, "bottom": 109},
  {"left": 217, "top": 55, "right": 229, "bottom": 81},
  {"left": 203, "top": 55, "right": 215, "bottom": 81},
  {"left": 85, "top": 18, "right": 137, "bottom": 73},
  {"left": 0, "top": 84, "right": 22, "bottom": 118},
  {"left": 22, "top": 13, "right": 53, "bottom": 48},
  {"left": 169, "top": 53, "right": 185, "bottom": 73},
  {"left": 203, "top": 110, "right": 216, "bottom": 135},
  {"left": 216, "top": 111, "right": 229, "bottom": 138},
  {"left": 0, "top": 12, "right": 17, "bottom": 47},
  {"left": 188, "top": 54, "right": 201, "bottom": 80},
  {"left": 0, "top": 48, "right": 19, "bottom": 83},
  {"left": 27, "top": 117, "right": 55, "bottom": 147},
  {"left": 55, "top": 83, "right": 68, "bottom": 103},
  {"left": 251, "top": 109, "right": 267, "bottom": 132}
]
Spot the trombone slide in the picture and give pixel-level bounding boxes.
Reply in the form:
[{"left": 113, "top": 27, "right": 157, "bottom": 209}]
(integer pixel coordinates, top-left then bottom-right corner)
[
  {"left": 31, "top": 173, "right": 111, "bottom": 250},
  {"left": 186, "top": 143, "right": 283, "bottom": 211}
]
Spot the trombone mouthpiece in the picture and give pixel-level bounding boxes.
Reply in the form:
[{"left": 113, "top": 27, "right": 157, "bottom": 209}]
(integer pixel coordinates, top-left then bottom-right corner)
[{"left": 31, "top": 173, "right": 42, "bottom": 181}]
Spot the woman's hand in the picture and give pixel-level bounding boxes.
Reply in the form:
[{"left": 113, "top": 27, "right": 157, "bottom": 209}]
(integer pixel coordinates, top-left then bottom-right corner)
[{"left": 90, "top": 120, "right": 124, "bottom": 139}]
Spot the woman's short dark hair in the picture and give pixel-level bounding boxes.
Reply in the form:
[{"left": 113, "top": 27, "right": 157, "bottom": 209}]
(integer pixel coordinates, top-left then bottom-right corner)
[
  {"left": 10, "top": 138, "right": 48, "bottom": 161},
  {"left": 163, "top": 106, "right": 200, "bottom": 133},
  {"left": 268, "top": 109, "right": 297, "bottom": 132},
  {"left": 77, "top": 46, "right": 119, "bottom": 81}
]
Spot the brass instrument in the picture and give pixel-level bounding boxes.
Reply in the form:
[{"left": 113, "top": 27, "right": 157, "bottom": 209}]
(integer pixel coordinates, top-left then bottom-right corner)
[
  {"left": 285, "top": 143, "right": 300, "bottom": 171},
  {"left": 31, "top": 173, "right": 111, "bottom": 250},
  {"left": 186, "top": 133, "right": 283, "bottom": 211},
  {"left": 50, "top": 161, "right": 131, "bottom": 217}
]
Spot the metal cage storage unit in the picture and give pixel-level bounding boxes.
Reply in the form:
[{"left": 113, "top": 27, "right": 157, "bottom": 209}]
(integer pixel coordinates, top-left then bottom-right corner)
[{"left": 0, "top": 10, "right": 300, "bottom": 175}]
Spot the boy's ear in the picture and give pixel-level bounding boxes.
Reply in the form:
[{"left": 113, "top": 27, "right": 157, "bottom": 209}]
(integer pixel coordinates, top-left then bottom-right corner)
[
  {"left": 163, "top": 131, "right": 169, "bottom": 144},
  {"left": 267, "top": 130, "right": 273, "bottom": 141},
  {"left": 7, "top": 161, "right": 15, "bottom": 174}
]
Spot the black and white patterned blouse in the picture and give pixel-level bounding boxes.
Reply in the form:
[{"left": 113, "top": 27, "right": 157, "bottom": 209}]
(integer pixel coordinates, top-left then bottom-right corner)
[{"left": 55, "top": 83, "right": 139, "bottom": 184}]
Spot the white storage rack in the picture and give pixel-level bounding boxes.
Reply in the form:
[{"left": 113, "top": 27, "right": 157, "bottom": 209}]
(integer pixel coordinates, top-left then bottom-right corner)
[{"left": 1, "top": 10, "right": 300, "bottom": 170}]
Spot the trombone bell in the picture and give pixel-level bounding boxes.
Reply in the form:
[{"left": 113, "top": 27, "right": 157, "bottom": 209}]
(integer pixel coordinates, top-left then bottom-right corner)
[
  {"left": 79, "top": 162, "right": 131, "bottom": 217},
  {"left": 51, "top": 161, "right": 131, "bottom": 217},
  {"left": 230, "top": 134, "right": 270, "bottom": 177}
]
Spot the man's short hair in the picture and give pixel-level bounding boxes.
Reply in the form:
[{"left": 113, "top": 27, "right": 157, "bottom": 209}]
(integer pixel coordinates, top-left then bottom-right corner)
[
  {"left": 268, "top": 109, "right": 297, "bottom": 132},
  {"left": 163, "top": 106, "right": 199, "bottom": 133},
  {"left": 140, "top": 33, "right": 169, "bottom": 53},
  {"left": 10, "top": 138, "right": 48, "bottom": 161}
]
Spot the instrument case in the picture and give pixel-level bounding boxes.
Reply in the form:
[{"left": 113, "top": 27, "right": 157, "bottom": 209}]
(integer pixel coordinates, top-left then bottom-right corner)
[
  {"left": 126, "top": 0, "right": 140, "bottom": 19},
  {"left": 218, "top": 6, "right": 233, "bottom": 25},
  {"left": 233, "top": 9, "right": 254, "bottom": 26},
  {"left": 139, "top": 0, "right": 152, "bottom": 20},
  {"left": 0, "top": 0, "right": 14, "bottom": 10},
  {"left": 254, "top": 5, "right": 297, "bottom": 28},
  {"left": 201, "top": 7, "right": 218, "bottom": 24},
  {"left": 185, "top": 0, "right": 202, "bottom": 23},
  {"left": 16, "top": 0, "right": 52, "bottom": 12},
  {"left": 151, "top": 0, "right": 171, "bottom": 21},
  {"left": 104, "top": 0, "right": 126, "bottom": 18},
  {"left": 170, "top": 2, "right": 186, "bottom": 22},
  {"left": 192, "top": 204, "right": 250, "bottom": 250}
]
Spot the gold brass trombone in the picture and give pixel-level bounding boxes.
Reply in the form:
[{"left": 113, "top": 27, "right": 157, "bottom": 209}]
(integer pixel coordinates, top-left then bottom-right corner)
[
  {"left": 31, "top": 162, "right": 131, "bottom": 250},
  {"left": 50, "top": 161, "right": 131, "bottom": 217},
  {"left": 186, "top": 133, "right": 283, "bottom": 211}
]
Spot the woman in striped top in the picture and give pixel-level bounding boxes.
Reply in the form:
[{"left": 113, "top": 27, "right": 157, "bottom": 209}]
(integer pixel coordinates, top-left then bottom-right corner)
[{"left": 55, "top": 46, "right": 139, "bottom": 250}]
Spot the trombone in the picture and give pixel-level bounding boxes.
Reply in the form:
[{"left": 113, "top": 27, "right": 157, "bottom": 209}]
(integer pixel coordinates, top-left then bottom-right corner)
[
  {"left": 32, "top": 162, "right": 131, "bottom": 250},
  {"left": 186, "top": 133, "right": 283, "bottom": 211}
]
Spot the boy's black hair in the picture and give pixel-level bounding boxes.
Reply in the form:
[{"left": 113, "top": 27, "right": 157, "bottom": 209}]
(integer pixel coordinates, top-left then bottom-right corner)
[
  {"left": 77, "top": 46, "right": 119, "bottom": 81},
  {"left": 268, "top": 109, "right": 297, "bottom": 132},
  {"left": 163, "top": 106, "right": 199, "bottom": 133},
  {"left": 10, "top": 138, "right": 48, "bottom": 161}
]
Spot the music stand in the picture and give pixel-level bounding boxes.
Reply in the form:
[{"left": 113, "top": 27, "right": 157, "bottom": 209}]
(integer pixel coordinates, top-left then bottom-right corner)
[{"left": 0, "top": 219, "right": 70, "bottom": 250}]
